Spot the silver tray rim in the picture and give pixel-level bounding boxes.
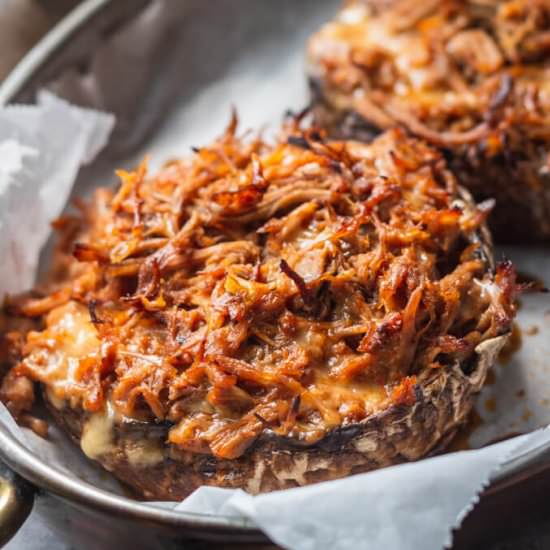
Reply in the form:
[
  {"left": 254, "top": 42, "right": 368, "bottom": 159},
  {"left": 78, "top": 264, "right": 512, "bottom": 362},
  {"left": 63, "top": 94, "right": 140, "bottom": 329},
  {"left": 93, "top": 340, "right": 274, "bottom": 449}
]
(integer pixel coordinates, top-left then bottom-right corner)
[{"left": 0, "top": 0, "right": 548, "bottom": 535}]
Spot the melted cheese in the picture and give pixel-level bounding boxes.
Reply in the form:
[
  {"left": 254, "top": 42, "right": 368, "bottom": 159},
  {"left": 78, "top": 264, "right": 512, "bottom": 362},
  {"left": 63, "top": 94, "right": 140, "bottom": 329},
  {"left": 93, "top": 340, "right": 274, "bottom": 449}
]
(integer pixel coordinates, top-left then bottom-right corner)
[
  {"left": 125, "top": 439, "right": 164, "bottom": 468},
  {"left": 45, "top": 388, "right": 65, "bottom": 410},
  {"left": 80, "top": 397, "right": 164, "bottom": 466},
  {"left": 80, "top": 401, "right": 115, "bottom": 460},
  {"left": 312, "top": 375, "right": 389, "bottom": 419},
  {"left": 24, "top": 302, "right": 100, "bottom": 403}
]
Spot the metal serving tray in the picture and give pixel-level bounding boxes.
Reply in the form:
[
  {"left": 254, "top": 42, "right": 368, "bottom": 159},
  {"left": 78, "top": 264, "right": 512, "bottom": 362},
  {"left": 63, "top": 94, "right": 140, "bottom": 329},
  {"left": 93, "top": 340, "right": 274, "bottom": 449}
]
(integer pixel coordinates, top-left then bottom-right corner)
[{"left": 1, "top": 1, "right": 550, "bottom": 548}]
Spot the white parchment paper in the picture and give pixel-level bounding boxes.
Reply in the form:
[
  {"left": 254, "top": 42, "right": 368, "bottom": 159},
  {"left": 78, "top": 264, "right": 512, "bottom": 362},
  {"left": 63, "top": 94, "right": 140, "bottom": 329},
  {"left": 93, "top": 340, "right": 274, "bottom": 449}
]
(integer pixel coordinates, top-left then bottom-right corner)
[
  {"left": 1, "top": 93, "right": 550, "bottom": 550},
  {"left": 0, "top": 92, "right": 114, "bottom": 294}
]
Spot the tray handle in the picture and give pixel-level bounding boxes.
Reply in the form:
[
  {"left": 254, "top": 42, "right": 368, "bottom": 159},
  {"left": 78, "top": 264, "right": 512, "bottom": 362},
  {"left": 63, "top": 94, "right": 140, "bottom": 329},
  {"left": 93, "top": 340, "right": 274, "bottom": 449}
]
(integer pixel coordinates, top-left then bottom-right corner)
[{"left": 0, "top": 461, "right": 34, "bottom": 547}]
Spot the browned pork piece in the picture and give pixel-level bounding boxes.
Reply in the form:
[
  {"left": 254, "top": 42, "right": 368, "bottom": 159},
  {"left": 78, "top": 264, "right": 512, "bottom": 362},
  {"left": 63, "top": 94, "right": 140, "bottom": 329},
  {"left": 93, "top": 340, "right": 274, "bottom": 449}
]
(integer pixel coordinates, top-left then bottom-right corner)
[
  {"left": 308, "top": 0, "right": 550, "bottom": 241},
  {"left": 0, "top": 117, "right": 517, "bottom": 500}
]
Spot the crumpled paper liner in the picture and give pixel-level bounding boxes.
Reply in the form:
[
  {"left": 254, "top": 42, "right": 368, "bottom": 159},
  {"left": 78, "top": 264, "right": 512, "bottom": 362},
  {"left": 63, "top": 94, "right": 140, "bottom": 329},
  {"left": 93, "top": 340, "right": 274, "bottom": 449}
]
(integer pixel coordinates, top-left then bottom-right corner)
[{"left": 0, "top": 91, "right": 114, "bottom": 295}]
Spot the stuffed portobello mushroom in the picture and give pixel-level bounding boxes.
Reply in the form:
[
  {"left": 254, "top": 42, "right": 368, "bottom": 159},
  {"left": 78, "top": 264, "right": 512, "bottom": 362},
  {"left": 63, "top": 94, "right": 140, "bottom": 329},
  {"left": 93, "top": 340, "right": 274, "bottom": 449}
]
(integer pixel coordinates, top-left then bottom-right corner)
[
  {"left": 308, "top": 0, "right": 550, "bottom": 242},
  {"left": 0, "top": 118, "right": 517, "bottom": 500}
]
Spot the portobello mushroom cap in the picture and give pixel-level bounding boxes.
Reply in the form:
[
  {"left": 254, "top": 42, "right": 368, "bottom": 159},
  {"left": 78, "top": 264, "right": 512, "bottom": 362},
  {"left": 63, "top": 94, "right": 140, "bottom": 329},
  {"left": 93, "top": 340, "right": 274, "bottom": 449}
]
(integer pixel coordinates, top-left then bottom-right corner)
[
  {"left": 1, "top": 121, "right": 517, "bottom": 500},
  {"left": 46, "top": 335, "right": 506, "bottom": 500},
  {"left": 307, "top": 0, "right": 550, "bottom": 242}
]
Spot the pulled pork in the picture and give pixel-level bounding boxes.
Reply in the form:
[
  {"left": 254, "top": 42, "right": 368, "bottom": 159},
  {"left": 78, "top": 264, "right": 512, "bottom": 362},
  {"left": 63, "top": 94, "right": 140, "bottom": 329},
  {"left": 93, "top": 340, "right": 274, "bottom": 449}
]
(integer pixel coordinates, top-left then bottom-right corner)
[
  {"left": 0, "top": 119, "right": 517, "bottom": 459},
  {"left": 308, "top": 0, "right": 550, "bottom": 240}
]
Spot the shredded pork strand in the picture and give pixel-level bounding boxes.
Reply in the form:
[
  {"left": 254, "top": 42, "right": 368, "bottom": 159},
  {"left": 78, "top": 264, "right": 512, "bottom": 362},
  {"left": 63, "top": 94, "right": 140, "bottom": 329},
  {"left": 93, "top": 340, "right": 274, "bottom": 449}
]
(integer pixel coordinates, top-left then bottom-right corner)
[
  {"left": 0, "top": 119, "right": 517, "bottom": 459},
  {"left": 309, "top": 0, "right": 550, "bottom": 157}
]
